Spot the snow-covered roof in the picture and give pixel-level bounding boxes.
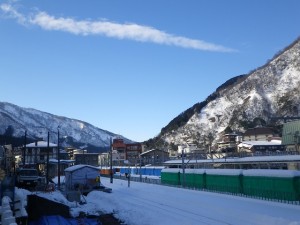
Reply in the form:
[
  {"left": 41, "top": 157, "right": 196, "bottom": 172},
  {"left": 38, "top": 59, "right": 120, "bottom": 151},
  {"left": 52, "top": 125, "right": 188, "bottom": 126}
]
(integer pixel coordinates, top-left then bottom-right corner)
[
  {"left": 49, "top": 159, "right": 75, "bottom": 164},
  {"left": 64, "top": 164, "right": 99, "bottom": 172},
  {"left": 26, "top": 141, "right": 57, "bottom": 148},
  {"left": 243, "top": 169, "right": 300, "bottom": 178},
  {"left": 205, "top": 169, "right": 243, "bottom": 176},
  {"left": 162, "top": 168, "right": 206, "bottom": 174},
  {"left": 140, "top": 149, "right": 166, "bottom": 156},
  {"left": 238, "top": 141, "right": 282, "bottom": 148},
  {"left": 164, "top": 154, "right": 300, "bottom": 165},
  {"left": 161, "top": 168, "right": 181, "bottom": 173}
]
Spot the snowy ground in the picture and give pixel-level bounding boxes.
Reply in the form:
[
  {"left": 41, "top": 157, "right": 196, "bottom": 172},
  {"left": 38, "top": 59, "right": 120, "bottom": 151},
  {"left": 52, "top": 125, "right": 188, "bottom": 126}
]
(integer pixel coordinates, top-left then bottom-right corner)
[{"left": 18, "top": 176, "right": 300, "bottom": 225}]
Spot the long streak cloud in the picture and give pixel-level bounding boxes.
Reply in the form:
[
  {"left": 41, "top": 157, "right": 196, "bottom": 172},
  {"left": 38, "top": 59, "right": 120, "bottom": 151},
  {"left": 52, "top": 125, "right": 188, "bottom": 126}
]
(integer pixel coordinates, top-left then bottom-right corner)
[{"left": 1, "top": 3, "right": 236, "bottom": 52}]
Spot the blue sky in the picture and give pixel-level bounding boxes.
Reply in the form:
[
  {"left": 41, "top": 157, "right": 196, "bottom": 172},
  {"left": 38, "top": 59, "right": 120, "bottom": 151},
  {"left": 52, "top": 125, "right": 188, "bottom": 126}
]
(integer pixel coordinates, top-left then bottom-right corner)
[{"left": 1, "top": 0, "right": 300, "bottom": 142}]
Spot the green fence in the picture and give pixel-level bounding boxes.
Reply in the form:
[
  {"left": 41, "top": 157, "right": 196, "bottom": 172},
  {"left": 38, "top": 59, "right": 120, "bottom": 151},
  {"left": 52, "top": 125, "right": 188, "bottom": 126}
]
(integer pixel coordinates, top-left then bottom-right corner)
[
  {"left": 161, "top": 168, "right": 300, "bottom": 203},
  {"left": 180, "top": 169, "right": 206, "bottom": 189},
  {"left": 161, "top": 169, "right": 181, "bottom": 186},
  {"left": 194, "top": 170, "right": 206, "bottom": 189},
  {"left": 242, "top": 169, "right": 300, "bottom": 201},
  {"left": 205, "top": 169, "right": 242, "bottom": 194}
]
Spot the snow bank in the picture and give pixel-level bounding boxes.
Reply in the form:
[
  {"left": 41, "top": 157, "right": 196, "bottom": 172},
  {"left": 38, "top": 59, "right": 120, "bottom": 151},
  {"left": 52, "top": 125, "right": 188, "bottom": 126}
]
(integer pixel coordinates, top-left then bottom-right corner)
[
  {"left": 205, "top": 169, "right": 243, "bottom": 176},
  {"left": 185, "top": 169, "right": 206, "bottom": 174},
  {"left": 242, "top": 169, "right": 300, "bottom": 178},
  {"left": 161, "top": 168, "right": 181, "bottom": 173}
]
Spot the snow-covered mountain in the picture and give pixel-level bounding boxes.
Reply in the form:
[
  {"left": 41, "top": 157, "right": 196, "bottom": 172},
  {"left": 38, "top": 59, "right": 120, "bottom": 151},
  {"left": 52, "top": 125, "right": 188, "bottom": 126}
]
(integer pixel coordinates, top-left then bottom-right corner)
[
  {"left": 0, "top": 102, "right": 128, "bottom": 150},
  {"left": 3, "top": 37, "right": 300, "bottom": 151},
  {"left": 159, "top": 37, "right": 300, "bottom": 148}
]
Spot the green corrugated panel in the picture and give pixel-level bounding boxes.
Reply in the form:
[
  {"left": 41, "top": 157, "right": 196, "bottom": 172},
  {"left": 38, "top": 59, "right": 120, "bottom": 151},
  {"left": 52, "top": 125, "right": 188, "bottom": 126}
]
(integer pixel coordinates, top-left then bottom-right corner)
[
  {"left": 180, "top": 169, "right": 206, "bottom": 189},
  {"left": 294, "top": 177, "right": 300, "bottom": 200},
  {"left": 205, "top": 174, "right": 242, "bottom": 194},
  {"left": 183, "top": 173, "right": 195, "bottom": 188},
  {"left": 194, "top": 173, "right": 205, "bottom": 189},
  {"left": 243, "top": 176, "right": 299, "bottom": 201},
  {"left": 161, "top": 172, "right": 180, "bottom": 186},
  {"left": 282, "top": 120, "right": 300, "bottom": 145}
]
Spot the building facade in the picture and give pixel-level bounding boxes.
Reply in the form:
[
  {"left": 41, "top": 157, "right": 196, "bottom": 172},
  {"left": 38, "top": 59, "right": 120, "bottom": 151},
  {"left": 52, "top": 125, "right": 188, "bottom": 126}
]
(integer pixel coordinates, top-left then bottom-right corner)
[
  {"left": 237, "top": 141, "right": 285, "bottom": 155},
  {"left": 217, "top": 133, "right": 239, "bottom": 152},
  {"left": 25, "top": 141, "right": 57, "bottom": 165},
  {"left": 112, "top": 138, "right": 126, "bottom": 163},
  {"left": 126, "top": 143, "right": 142, "bottom": 165},
  {"left": 74, "top": 153, "right": 99, "bottom": 166},
  {"left": 140, "top": 149, "right": 169, "bottom": 166},
  {"left": 112, "top": 138, "right": 142, "bottom": 165},
  {"left": 24, "top": 141, "right": 58, "bottom": 177},
  {"left": 243, "top": 127, "right": 278, "bottom": 142}
]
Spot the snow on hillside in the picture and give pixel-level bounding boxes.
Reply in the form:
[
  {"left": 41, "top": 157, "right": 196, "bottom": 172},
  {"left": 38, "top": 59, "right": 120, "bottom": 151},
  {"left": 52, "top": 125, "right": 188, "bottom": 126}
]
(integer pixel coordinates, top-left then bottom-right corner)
[
  {"left": 164, "top": 38, "right": 300, "bottom": 146},
  {"left": 0, "top": 102, "right": 128, "bottom": 148}
]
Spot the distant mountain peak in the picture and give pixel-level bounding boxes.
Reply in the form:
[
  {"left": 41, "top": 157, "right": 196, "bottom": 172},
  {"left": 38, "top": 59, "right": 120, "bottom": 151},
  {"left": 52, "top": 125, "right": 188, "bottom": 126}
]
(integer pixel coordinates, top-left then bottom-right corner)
[{"left": 0, "top": 102, "right": 131, "bottom": 152}]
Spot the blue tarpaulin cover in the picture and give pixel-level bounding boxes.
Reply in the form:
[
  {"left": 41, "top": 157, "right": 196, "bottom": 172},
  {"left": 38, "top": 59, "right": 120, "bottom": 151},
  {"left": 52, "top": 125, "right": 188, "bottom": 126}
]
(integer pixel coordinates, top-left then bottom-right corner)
[{"left": 29, "top": 215, "right": 101, "bottom": 225}]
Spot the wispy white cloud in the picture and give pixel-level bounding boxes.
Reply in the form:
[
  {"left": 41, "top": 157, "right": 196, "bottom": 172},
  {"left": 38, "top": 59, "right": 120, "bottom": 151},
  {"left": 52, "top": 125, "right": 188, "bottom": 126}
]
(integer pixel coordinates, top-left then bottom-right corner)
[
  {"left": 0, "top": 3, "right": 26, "bottom": 24},
  {"left": 0, "top": 3, "right": 237, "bottom": 52}
]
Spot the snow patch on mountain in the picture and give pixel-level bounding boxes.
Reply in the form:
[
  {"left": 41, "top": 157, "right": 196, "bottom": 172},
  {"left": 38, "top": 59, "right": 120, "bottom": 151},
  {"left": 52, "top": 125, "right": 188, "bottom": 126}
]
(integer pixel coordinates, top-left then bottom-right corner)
[
  {"left": 163, "top": 38, "right": 300, "bottom": 147},
  {"left": 0, "top": 102, "right": 128, "bottom": 148}
]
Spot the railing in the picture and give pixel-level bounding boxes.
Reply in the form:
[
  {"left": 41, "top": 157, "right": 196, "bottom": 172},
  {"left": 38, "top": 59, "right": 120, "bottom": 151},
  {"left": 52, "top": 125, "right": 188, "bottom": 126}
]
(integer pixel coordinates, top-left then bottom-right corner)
[
  {"left": 114, "top": 174, "right": 161, "bottom": 185},
  {"left": 113, "top": 174, "right": 300, "bottom": 205}
]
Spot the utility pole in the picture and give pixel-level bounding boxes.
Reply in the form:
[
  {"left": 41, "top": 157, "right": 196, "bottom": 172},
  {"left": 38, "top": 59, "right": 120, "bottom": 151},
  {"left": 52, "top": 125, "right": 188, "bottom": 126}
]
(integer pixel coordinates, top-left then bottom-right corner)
[
  {"left": 139, "top": 156, "right": 142, "bottom": 182},
  {"left": 46, "top": 131, "right": 50, "bottom": 184},
  {"left": 110, "top": 137, "right": 113, "bottom": 183},
  {"left": 181, "top": 145, "right": 185, "bottom": 188},
  {"left": 127, "top": 166, "right": 130, "bottom": 188},
  {"left": 57, "top": 126, "right": 60, "bottom": 189},
  {"left": 23, "top": 130, "right": 27, "bottom": 167}
]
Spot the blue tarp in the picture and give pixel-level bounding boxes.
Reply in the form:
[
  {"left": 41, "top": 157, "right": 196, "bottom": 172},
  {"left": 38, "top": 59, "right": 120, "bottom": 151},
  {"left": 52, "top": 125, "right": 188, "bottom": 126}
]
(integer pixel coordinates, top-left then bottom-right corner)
[
  {"left": 153, "top": 168, "right": 162, "bottom": 176},
  {"left": 29, "top": 215, "right": 101, "bottom": 225}
]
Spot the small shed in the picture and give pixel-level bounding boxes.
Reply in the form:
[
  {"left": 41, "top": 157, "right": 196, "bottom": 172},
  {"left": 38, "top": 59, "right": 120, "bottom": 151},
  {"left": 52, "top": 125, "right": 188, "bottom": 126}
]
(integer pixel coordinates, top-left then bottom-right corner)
[{"left": 64, "top": 164, "right": 100, "bottom": 193}]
